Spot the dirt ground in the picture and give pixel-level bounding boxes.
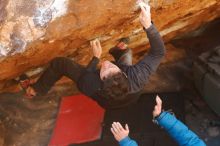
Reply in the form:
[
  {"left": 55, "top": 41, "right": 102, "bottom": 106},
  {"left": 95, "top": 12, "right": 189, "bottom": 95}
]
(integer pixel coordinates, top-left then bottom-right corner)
[{"left": 0, "top": 91, "right": 59, "bottom": 146}]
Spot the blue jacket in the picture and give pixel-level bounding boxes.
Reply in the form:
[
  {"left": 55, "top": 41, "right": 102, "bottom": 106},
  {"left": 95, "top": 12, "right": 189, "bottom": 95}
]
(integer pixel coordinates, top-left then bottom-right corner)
[{"left": 119, "top": 111, "right": 206, "bottom": 146}]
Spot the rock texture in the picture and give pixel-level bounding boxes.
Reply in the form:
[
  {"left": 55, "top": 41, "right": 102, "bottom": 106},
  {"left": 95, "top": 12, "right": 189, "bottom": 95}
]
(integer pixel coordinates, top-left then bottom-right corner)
[
  {"left": 1, "top": 1, "right": 220, "bottom": 145},
  {"left": 0, "top": 92, "right": 59, "bottom": 146},
  {"left": 0, "top": 0, "right": 220, "bottom": 92}
]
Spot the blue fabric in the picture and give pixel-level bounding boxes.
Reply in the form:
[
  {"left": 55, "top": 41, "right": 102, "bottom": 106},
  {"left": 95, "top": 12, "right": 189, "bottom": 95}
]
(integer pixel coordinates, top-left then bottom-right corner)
[
  {"left": 119, "top": 136, "right": 138, "bottom": 146},
  {"left": 117, "top": 112, "right": 206, "bottom": 146},
  {"left": 156, "top": 112, "right": 206, "bottom": 146}
]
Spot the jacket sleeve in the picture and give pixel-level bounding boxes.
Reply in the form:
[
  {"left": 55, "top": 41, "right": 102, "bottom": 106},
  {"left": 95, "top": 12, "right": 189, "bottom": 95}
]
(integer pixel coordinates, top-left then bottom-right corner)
[
  {"left": 86, "top": 56, "right": 100, "bottom": 72},
  {"left": 119, "top": 136, "right": 138, "bottom": 146},
  {"left": 156, "top": 112, "right": 206, "bottom": 146},
  {"left": 125, "top": 24, "right": 166, "bottom": 93}
]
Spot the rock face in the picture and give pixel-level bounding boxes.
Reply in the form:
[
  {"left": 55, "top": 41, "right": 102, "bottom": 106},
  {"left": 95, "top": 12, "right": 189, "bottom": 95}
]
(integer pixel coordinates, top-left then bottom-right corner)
[{"left": 0, "top": 0, "right": 220, "bottom": 92}]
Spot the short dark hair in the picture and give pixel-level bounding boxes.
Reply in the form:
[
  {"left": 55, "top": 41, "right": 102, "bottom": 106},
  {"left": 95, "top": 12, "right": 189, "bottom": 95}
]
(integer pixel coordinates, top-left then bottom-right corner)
[{"left": 100, "top": 72, "right": 129, "bottom": 100}]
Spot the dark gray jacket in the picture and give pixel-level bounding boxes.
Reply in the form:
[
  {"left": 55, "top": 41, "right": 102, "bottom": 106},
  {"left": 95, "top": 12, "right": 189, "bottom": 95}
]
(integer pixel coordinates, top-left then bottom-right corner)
[{"left": 77, "top": 24, "right": 166, "bottom": 109}]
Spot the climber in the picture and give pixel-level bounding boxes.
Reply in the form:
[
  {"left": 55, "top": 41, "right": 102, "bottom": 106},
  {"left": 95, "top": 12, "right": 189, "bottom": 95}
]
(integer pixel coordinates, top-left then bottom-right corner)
[
  {"left": 111, "top": 96, "right": 206, "bottom": 146},
  {"left": 19, "top": 2, "right": 166, "bottom": 109}
]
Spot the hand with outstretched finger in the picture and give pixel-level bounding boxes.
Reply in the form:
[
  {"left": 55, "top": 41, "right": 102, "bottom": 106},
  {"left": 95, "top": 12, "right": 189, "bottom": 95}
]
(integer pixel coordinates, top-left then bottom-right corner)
[
  {"left": 111, "top": 122, "right": 129, "bottom": 142},
  {"left": 152, "top": 95, "right": 163, "bottom": 118},
  {"left": 90, "top": 39, "right": 102, "bottom": 58},
  {"left": 138, "top": 1, "right": 152, "bottom": 29}
]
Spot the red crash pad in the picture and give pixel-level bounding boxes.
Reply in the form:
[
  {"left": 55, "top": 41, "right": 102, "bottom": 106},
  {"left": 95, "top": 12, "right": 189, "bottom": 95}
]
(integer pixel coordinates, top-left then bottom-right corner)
[{"left": 49, "top": 94, "right": 105, "bottom": 146}]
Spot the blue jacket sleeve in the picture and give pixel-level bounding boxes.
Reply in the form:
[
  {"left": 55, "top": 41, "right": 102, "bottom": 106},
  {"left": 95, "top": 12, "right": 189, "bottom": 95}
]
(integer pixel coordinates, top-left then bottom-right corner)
[
  {"left": 156, "top": 112, "right": 206, "bottom": 146},
  {"left": 119, "top": 136, "right": 138, "bottom": 146}
]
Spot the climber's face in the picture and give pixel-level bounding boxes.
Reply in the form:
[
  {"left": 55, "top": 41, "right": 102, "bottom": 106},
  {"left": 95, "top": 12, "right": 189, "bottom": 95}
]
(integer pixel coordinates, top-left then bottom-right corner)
[{"left": 100, "top": 61, "right": 121, "bottom": 80}]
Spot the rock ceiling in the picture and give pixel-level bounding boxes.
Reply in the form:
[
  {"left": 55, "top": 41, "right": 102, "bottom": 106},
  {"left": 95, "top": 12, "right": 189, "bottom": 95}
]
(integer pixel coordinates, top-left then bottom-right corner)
[{"left": 0, "top": 0, "right": 220, "bottom": 92}]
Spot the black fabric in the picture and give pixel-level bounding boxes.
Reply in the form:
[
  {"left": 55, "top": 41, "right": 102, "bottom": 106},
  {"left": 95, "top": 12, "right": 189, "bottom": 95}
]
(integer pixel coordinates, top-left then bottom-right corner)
[
  {"left": 94, "top": 24, "right": 165, "bottom": 109},
  {"left": 112, "top": 48, "right": 133, "bottom": 66},
  {"left": 109, "top": 46, "right": 130, "bottom": 62},
  {"left": 32, "top": 57, "right": 85, "bottom": 95},
  {"left": 86, "top": 57, "right": 100, "bottom": 72},
  {"left": 94, "top": 91, "right": 142, "bottom": 109},
  {"left": 69, "top": 92, "right": 184, "bottom": 146},
  {"left": 33, "top": 24, "right": 165, "bottom": 109},
  {"left": 77, "top": 71, "right": 102, "bottom": 98}
]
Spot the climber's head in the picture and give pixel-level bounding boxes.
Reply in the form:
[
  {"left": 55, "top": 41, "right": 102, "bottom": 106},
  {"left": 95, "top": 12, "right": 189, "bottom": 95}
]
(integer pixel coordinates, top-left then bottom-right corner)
[
  {"left": 100, "top": 61, "right": 129, "bottom": 100},
  {"left": 100, "top": 61, "right": 121, "bottom": 80}
]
